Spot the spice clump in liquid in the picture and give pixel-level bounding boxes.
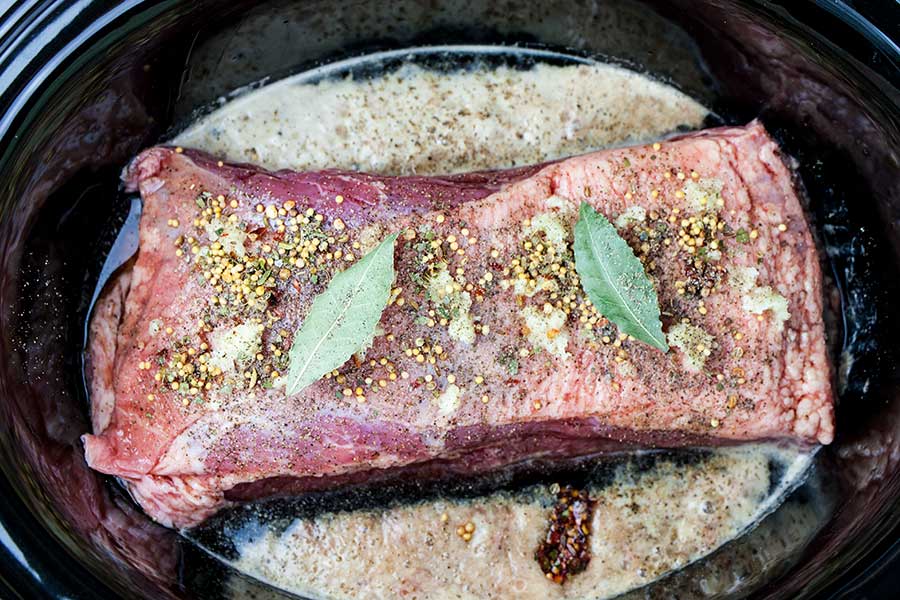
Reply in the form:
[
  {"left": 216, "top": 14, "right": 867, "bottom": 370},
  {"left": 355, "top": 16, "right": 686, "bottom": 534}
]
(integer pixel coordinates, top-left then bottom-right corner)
[{"left": 535, "top": 485, "right": 596, "bottom": 584}]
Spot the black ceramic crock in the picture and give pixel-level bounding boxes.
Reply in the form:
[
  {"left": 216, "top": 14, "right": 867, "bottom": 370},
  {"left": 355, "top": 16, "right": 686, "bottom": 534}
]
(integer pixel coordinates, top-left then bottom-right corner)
[{"left": 0, "top": 1, "right": 897, "bottom": 598}]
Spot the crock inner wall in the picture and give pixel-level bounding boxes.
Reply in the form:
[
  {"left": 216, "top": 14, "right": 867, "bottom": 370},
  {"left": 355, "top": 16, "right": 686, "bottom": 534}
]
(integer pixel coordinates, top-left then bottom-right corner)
[{"left": 0, "top": 1, "right": 897, "bottom": 598}]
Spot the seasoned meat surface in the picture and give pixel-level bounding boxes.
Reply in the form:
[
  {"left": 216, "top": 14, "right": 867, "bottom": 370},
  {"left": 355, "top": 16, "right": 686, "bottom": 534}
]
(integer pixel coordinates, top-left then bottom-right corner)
[{"left": 83, "top": 122, "right": 833, "bottom": 528}]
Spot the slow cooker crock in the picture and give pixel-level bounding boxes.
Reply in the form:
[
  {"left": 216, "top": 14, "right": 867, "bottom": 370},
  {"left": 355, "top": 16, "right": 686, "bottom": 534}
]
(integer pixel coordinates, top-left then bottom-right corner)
[{"left": 0, "top": 1, "right": 897, "bottom": 598}]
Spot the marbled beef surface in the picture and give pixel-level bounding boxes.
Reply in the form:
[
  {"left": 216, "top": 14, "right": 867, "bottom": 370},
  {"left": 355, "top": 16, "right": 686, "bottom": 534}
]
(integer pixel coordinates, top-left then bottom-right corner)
[{"left": 83, "top": 122, "right": 833, "bottom": 528}]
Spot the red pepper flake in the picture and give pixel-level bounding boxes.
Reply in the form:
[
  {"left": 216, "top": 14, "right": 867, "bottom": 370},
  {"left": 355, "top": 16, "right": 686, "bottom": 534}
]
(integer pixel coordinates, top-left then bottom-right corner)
[{"left": 535, "top": 485, "right": 595, "bottom": 584}]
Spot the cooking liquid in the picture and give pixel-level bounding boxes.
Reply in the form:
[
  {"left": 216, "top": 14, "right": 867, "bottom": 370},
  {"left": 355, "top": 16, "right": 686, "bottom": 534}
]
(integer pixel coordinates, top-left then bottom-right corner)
[{"left": 168, "top": 48, "right": 828, "bottom": 599}]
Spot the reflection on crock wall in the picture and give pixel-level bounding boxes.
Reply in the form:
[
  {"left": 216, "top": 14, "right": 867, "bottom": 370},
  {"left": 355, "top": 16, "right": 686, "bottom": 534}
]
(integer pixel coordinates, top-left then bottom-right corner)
[
  {"left": 665, "top": 1, "right": 900, "bottom": 593},
  {"left": 0, "top": 56, "right": 181, "bottom": 597}
]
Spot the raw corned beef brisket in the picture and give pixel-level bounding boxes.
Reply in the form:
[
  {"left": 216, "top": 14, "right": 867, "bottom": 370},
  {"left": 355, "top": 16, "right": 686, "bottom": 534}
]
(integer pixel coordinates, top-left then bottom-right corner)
[{"left": 83, "top": 121, "right": 834, "bottom": 528}]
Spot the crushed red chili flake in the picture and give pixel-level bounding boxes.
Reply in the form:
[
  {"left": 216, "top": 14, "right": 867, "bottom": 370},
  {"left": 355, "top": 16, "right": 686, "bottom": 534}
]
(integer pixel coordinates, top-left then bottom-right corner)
[{"left": 535, "top": 485, "right": 595, "bottom": 584}]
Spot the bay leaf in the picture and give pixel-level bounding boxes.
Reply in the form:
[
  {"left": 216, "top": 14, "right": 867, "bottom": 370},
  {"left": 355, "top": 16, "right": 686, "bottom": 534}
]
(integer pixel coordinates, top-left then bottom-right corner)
[
  {"left": 573, "top": 202, "right": 667, "bottom": 351},
  {"left": 284, "top": 232, "right": 398, "bottom": 395}
]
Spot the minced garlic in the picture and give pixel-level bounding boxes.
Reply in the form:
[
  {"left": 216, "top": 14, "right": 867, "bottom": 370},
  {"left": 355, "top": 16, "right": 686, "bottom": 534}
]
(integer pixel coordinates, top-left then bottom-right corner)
[
  {"left": 523, "top": 211, "right": 569, "bottom": 254},
  {"left": 728, "top": 265, "right": 759, "bottom": 292},
  {"left": 437, "top": 384, "right": 462, "bottom": 416},
  {"left": 614, "top": 205, "right": 647, "bottom": 229},
  {"left": 521, "top": 305, "right": 570, "bottom": 359},
  {"left": 204, "top": 216, "right": 247, "bottom": 256},
  {"left": 543, "top": 195, "right": 575, "bottom": 213},
  {"left": 208, "top": 322, "right": 264, "bottom": 374},
  {"left": 728, "top": 266, "right": 790, "bottom": 328},
  {"left": 683, "top": 178, "right": 724, "bottom": 212},
  {"left": 667, "top": 322, "right": 714, "bottom": 372},
  {"left": 447, "top": 300, "right": 475, "bottom": 344},
  {"left": 148, "top": 319, "right": 163, "bottom": 336},
  {"left": 357, "top": 223, "right": 386, "bottom": 254},
  {"left": 428, "top": 267, "right": 475, "bottom": 344},
  {"left": 507, "top": 275, "right": 551, "bottom": 297}
]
